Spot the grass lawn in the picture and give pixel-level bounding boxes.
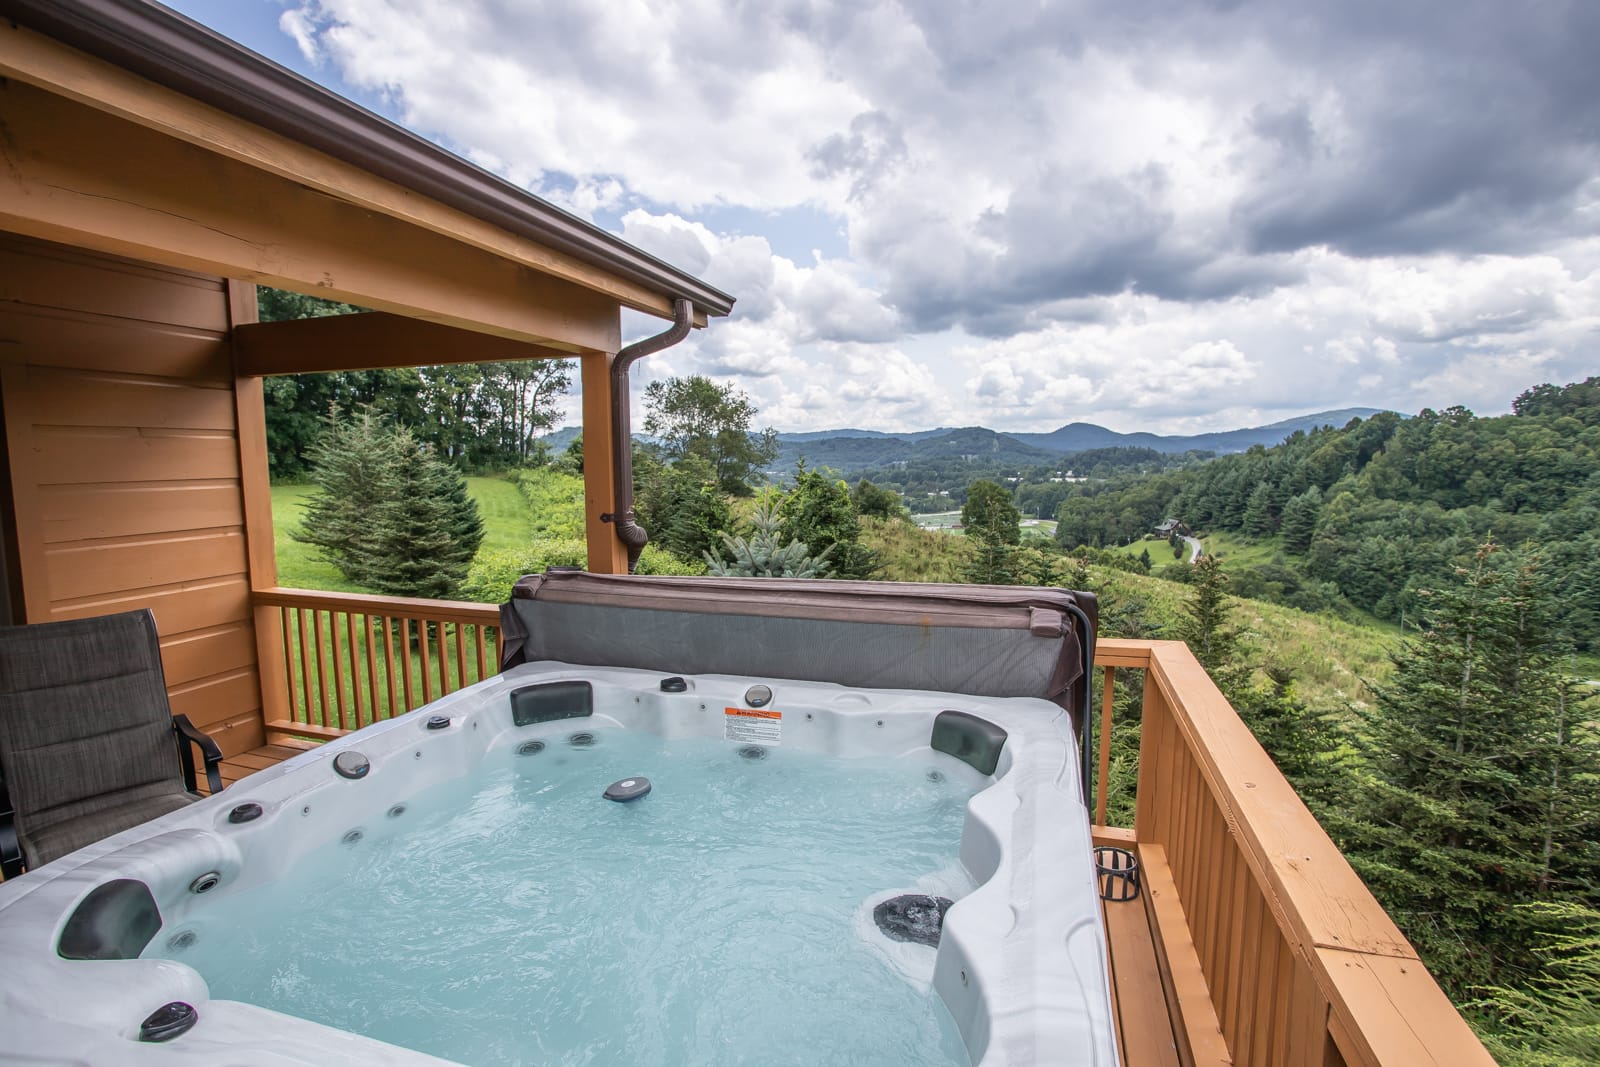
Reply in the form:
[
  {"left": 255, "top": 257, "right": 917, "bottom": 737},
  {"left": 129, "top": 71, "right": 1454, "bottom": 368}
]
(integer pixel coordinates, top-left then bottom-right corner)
[{"left": 271, "top": 476, "right": 530, "bottom": 591}]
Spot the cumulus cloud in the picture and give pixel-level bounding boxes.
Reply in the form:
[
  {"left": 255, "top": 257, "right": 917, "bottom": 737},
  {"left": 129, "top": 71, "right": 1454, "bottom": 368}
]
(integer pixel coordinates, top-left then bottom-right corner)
[{"left": 264, "top": 0, "right": 1600, "bottom": 431}]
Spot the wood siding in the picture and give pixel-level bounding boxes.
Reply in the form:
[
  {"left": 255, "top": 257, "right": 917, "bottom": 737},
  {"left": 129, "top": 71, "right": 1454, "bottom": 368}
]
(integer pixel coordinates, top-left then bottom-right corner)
[{"left": 0, "top": 233, "right": 265, "bottom": 756}]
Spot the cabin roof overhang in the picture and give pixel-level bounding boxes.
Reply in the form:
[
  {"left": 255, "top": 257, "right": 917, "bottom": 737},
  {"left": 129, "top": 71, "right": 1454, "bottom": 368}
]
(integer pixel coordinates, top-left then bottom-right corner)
[{"left": 0, "top": 0, "right": 734, "bottom": 345}]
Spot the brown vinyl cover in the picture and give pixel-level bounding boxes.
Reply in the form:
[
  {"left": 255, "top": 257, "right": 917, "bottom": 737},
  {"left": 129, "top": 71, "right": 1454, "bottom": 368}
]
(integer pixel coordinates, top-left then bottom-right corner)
[{"left": 500, "top": 571, "right": 1096, "bottom": 733}]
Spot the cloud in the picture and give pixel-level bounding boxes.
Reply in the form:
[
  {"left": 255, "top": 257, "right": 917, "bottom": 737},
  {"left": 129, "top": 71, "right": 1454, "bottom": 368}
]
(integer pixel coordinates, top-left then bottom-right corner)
[{"left": 271, "top": 0, "right": 1600, "bottom": 432}]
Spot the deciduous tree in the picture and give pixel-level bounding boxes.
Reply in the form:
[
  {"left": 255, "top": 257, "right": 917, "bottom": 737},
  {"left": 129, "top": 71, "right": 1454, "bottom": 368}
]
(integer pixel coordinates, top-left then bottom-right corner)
[{"left": 643, "top": 376, "right": 778, "bottom": 495}]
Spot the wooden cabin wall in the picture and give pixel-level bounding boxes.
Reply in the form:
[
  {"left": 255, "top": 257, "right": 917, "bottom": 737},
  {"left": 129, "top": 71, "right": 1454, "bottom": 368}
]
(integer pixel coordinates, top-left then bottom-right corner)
[{"left": 0, "top": 233, "right": 265, "bottom": 757}]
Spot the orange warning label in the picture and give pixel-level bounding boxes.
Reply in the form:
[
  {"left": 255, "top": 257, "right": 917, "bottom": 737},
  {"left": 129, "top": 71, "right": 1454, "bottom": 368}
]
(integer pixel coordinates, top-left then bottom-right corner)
[{"left": 724, "top": 706, "right": 782, "bottom": 744}]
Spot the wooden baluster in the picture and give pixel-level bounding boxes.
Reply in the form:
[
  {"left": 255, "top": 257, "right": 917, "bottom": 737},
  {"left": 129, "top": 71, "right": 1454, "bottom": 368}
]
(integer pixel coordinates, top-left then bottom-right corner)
[
  {"left": 329, "top": 609, "right": 349, "bottom": 731},
  {"left": 363, "top": 614, "right": 380, "bottom": 729},
  {"left": 1095, "top": 664, "right": 1116, "bottom": 826},
  {"left": 295, "top": 608, "right": 314, "bottom": 726},
  {"left": 381, "top": 615, "right": 400, "bottom": 721},
  {"left": 312, "top": 609, "right": 332, "bottom": 728},
  {"left": 474, "top": 625, "right": 488, "bottom": 681},
  {"left": 399, "top": 618, "right": 416, "bottom": 713},
  {"left": 455, "top": 623, "right": 468, "bottom": 692},
  {"left": 279, "top": 606, "right": 298, "bottom": 724},
  {"left": 344, "top": 612, "right": 361, "bottom": 729},
  {"left": 418, "top": 618, "right": 434, "bottom": 705}
]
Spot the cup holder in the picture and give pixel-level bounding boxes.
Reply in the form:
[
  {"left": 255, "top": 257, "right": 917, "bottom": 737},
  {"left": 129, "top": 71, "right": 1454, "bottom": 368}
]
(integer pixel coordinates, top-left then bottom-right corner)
[{"left": 1094, "top": 846, "right": 1141, "bottom": 902}]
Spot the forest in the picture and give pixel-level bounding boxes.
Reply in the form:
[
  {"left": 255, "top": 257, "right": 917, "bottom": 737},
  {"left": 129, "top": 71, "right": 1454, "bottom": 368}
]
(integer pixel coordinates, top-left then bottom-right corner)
[{"left": 1051, "top": 379, "right": 1600, "bottom": 651}]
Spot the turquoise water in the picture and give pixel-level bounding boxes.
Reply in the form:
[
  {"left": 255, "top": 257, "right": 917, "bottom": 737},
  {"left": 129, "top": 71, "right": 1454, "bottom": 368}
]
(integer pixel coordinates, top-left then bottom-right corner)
[{"left": 157, "top": 731, "right": 977, "bottom": 1066}]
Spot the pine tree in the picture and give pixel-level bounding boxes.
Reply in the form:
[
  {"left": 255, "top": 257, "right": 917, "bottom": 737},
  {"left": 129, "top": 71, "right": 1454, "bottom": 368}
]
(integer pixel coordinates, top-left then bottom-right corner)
[
  {"left": 1176, "top": 555, "right": 1252, "bottom": 698},
  {"left": 1335, "top": 543, "right": 1600, "bottom": 993},
  {"left": 1279, "top": 486, "right": 1322, "bottom": 554},
  {"left": 705, "top": 495, "right": 833, "bottom": 577},
  {"left": 779, "top": 465, "right": 878, "bottom": 578},
  {"left": 1242, "top": 481, "right": 1276, "bottom": 536},
  {"left": 295, "top": 410, "right": 484, "bottom": 599},
  {"left": 961, "top": 479, "right": 1022, "bottom": 584},
  {"left": 367, "top": 431, "right": 484, "bottom": 600},
  {"left": 294, "top": 408, "right": 400, "bottom": 587}
]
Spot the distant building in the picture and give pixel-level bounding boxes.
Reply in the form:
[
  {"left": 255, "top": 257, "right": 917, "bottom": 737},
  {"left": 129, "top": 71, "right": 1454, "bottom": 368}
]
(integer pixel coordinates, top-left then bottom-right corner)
[{"left": 1155, "top": 518, "right": 1191, "bottom": 536}]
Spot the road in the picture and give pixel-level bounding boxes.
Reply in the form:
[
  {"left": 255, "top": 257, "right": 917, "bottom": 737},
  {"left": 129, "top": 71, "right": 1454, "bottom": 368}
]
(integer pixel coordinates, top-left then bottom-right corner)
[{"left": 1182, "top": 536, "right": 1203, "bottom": 563}]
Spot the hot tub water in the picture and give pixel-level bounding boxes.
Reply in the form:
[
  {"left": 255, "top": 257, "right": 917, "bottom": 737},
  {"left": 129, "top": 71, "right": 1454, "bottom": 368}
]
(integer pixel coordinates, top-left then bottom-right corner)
[{"left": 151, "top": 729, "right": 980, "bottom": 1066}]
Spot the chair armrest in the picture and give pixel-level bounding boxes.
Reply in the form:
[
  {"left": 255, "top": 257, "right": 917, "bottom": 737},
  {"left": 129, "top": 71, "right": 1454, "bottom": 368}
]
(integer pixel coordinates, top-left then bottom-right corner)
[
  {"left": 0, "top": 775, "right": 23, "bottom": 879},
  {"left": 171, "top": 714, "right": 224, "bottom": 796}
]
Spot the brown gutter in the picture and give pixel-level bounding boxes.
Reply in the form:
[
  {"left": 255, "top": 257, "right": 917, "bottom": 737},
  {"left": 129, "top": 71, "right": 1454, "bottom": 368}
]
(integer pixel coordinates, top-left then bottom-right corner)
[
  {"left": 0, "top": 0, "right": 735, "bottom": 321},
  {"left": 606, "top": 299, "right": 693, "bottom": 572}
]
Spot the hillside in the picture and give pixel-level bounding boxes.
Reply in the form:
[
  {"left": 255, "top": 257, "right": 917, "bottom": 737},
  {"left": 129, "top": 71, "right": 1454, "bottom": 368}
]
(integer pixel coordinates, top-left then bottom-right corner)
[
  {"left": 1052, "top": 378, "right": 1600, "bottom": 651},
  {"left": 857, "top": 516, "right": 1394, "bottom": 713}
]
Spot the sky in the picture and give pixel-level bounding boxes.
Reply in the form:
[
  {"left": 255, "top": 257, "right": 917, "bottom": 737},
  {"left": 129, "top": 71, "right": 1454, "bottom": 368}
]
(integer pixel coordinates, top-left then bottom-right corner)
[{"left": 163, "top": 0, "right": 1600, "bottom": 435}]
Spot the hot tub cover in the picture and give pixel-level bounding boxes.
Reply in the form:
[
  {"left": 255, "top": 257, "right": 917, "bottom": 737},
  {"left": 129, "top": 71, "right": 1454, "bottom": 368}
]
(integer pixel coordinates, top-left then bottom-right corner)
[{"left": 499, "top": 571, "right": 1096, "bottom": 734}]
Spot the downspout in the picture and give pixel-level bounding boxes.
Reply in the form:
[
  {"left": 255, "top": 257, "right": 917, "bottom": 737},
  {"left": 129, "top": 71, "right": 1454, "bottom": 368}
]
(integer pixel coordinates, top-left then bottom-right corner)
[{"left": 605, "top": 298, "right": 694, "bottom": 572}]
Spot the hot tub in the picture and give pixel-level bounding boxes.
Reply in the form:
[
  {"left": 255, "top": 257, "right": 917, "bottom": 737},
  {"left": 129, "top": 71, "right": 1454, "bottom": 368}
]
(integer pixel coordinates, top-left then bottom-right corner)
[{"left": 0, "top": 663, "right": 1116, "bottom": 1066}]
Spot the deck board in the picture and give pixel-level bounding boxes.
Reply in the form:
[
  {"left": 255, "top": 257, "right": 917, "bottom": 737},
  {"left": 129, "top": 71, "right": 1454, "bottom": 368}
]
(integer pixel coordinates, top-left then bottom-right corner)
[
  {"left": 1103, "top": 889, "right": 1183, "bottom": 1067},
  {"left": 202, "top": 739, "right": 319, "bottom": 794}
]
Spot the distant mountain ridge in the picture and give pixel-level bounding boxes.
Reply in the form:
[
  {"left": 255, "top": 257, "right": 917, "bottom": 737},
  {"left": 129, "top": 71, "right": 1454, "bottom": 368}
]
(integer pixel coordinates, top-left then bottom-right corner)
[
  {"left": 769, "top": 408, "right": 1388, "bottom": 472},
  {"left": 541, "top": 408, "right": 1389, "bottom": 472}
]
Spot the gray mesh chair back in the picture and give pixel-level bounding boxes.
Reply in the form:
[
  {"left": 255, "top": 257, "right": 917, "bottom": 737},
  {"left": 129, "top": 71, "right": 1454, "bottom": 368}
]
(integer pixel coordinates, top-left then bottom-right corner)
[{"left": 0, "top": 609, "right": 222, "bottom": 875}]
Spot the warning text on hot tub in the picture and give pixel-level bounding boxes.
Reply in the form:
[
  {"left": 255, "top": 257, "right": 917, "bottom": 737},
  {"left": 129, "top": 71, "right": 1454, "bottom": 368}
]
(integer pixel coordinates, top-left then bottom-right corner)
[{"left": 724, "top": 706, "right": 782, "bottom": 746}]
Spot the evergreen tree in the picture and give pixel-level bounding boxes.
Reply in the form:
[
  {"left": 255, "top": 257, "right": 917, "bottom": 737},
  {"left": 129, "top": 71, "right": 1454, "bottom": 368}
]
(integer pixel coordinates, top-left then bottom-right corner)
[
  {"left": 295, "top": 411, "right": 484, "bottom": 599},
  {"left": 1242, "top": 481, "right": 1276, "bottom": 536},
  {"left": 779, "top": 465, "right": 878, "bottom": 579},
  {"left": 638, "top": 462, "right": 732, "bottom": 562},
  {"left": 369, "top": 431, "right": 484, "bottom": 599},
  {"left": 705, "top": 495, "right": 833, "bottom": 577},
  {"left": 1238, "top": 668, "right": 1341, "bottom": 807},
  {"left": 293, "top": 409, "right": 400, "bottom": 587},
  {"left": 1335, "top": 543, "right": 1600, "bottom": 993},
  {"left": 961, "top": 480, "right": 1022, "bottom": 544},
  {"left": 1477, "top": 902, "right": 1600, "bottom": 1067},
  {"left": 1175, "top": 555, "right": 1252, "bottom": 698},
  {"left": 1279, "top": 486, "right": 1321, "bottom": 554},
  {"left": 961, "top": 479, "right": 1022, "bottom": 584}
]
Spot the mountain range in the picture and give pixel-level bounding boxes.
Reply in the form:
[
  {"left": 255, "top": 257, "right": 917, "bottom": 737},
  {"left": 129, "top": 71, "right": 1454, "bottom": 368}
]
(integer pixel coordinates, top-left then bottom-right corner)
[
  {"left": 542, "top": 407, "right": 1388, "bottom": 473},
  {"left": 770, "top": 408, "right": 1387, "bottom": 472}
]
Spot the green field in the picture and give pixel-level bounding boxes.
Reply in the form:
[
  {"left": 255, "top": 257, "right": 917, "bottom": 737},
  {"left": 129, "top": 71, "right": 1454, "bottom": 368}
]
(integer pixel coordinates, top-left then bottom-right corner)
[{"left": 271, "top": 477, "right": 529, "bottom": 590}]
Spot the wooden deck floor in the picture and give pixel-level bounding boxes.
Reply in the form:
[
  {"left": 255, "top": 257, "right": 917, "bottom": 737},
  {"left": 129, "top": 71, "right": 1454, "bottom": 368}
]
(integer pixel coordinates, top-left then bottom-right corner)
[
  {"left": 202, "top": 739, "right": 321, "bottom": 795},
  {"left": 1101, "top": 878, "right": 1184, "bottom": 1066}
]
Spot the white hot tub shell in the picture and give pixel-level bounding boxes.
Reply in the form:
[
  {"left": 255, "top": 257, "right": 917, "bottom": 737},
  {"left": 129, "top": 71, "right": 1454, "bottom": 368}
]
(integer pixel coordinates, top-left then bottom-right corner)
[{"left": 0, "top": 663, "right": 1118, "bottom": 1066}]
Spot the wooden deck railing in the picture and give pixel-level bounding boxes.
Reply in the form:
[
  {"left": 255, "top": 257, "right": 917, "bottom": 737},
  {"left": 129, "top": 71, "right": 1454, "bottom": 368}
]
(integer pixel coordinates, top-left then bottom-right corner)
[
  {"left": 247, "top": 593, "right": 1491, "bottom": 1065},
  {"left": 1090, "top": 638, "right": 1493, "bottom": 1067},
  {"left": 253, "top": 588, "right": 501, "bottom": 739}
]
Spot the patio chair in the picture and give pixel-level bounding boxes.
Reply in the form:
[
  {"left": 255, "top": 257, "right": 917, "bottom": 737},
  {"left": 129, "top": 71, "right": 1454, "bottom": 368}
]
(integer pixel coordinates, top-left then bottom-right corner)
[{"left": 0, "top": 609, "right": 223, "bottom": 878}]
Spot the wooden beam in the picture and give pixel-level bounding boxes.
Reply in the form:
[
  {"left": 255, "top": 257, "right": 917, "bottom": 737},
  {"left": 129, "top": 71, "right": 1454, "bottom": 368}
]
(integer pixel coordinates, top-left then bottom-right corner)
[
  {"left": 0, "top": 78, "right": 623, "bottom": 355},
  {"left": 0, "top": 20, "right": 690, "bottom": 322},
  {"left": 580, "top": 352, "right": 628, "bottom": 574},
  {"left": 234, "top": 311, "right": 582, "bottom": 376},
  {"left": 229, "top": 280, "right": 291, "bottom": 731}
]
